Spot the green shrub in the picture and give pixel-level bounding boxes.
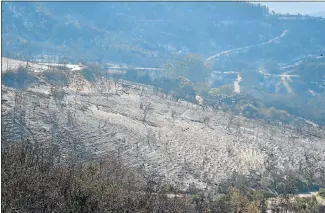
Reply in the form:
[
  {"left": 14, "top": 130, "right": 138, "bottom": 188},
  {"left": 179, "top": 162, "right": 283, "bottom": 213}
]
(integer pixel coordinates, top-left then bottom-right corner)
[
  {"left": 241, "top": 104, "right": 258, "bottom": 118},
  {"left": 2, "top": 66, "right": 34, "bottom": 89},
  {"left": 318, "top": 188, "right": 325, "bottom": 198},
  {"left": 81, "top": 68, "right": 96, "bottom": 82},
  {"left": 209, "top": 84, "right": 233, "bottom": 96}
]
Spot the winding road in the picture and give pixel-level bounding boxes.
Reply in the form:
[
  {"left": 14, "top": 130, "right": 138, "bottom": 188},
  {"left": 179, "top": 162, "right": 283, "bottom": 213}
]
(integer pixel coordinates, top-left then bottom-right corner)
[{"left": 206, "top": 30, "right": 288, "bottom": 61}]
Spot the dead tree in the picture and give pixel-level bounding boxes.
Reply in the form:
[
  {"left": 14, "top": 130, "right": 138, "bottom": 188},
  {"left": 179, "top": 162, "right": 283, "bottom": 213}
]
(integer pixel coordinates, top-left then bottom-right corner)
[
  {"left": 67, "top": 109, "right": 75, "bottom": 127},
  {"left": 12, "top": 91, "right": 29, "bottom": 141},
  {"left": 140, "top": 102, "right": 152, "bottom": 122},
  {"left": 50, "top": 84, "right": 66, "bottom": 107},
  {"left": 226, "top": 115, "right": 234, "bottom": 131},
  {"left": 140, "top": 87, "right": 145, "bottom": 96},
  {"left": 203, "top": 115, "right": 214, "bottom": 130},
  {"left": 171, "top": 110, "right": 176, "bottom": 118}
]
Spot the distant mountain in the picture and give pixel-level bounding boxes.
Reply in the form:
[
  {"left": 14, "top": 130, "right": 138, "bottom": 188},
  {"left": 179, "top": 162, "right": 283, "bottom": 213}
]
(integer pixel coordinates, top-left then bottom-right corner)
[{"left": 2, "top": 2, "right": 324, "bottom": 67}]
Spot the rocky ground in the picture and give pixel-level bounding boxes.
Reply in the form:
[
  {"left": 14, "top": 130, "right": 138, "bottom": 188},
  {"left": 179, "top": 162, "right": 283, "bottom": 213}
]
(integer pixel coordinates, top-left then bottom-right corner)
[{"left": 2, "top": 68, "right": 325, "bottom": 191}]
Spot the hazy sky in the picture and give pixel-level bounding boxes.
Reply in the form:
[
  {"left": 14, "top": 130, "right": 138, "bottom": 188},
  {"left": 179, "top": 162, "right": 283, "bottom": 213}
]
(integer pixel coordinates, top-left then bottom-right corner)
[{"left": 257, "top": 2, "right": 325, "bottom": 15}]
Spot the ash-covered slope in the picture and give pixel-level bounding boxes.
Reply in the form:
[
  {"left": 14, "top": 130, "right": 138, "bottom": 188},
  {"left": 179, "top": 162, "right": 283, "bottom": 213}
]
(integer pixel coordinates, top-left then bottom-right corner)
[{"left": 2, "top": 74, "right": 325, "bottom": 190}]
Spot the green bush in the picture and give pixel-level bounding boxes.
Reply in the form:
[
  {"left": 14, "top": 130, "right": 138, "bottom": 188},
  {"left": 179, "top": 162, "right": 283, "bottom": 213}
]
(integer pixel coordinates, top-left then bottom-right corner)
[
  {"left": 2, "top": 66, "right": 34, "bottom": 89},
  {"left": 165, "top": 54, "right": 212, "bottom": 83},
  {"left": 81, "top": 68, "right": 96, "bottom": 82},
  {"left": 241, "top": 104, "right": 258, "bottom": 118},
  {"left": 209, "top": 84, "right": 234, "bottom": 96},
  {"left": 318, "top": 188, "right": 325, "bottom": 198},
  {"left": 43, "top": 70, "right": 69, "bottom": 86}
]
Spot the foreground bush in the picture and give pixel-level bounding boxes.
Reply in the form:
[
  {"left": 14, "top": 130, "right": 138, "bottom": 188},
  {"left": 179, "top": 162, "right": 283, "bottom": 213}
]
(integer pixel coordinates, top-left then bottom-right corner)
[
  {"left": 2, "top": 139, "right": 325, "bottom": 213},
  {"left": 319, "top": 188, "right": 325, "bottom": 198},
  {"left": 1, "top": 140, "right": 191, "bottom": 212}
]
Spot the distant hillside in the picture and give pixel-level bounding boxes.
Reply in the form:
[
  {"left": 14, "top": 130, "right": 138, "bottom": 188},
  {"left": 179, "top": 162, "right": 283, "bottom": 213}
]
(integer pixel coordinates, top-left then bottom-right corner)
[{"left": 2, "top": 2, "right": 324, "bottom": 67}]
